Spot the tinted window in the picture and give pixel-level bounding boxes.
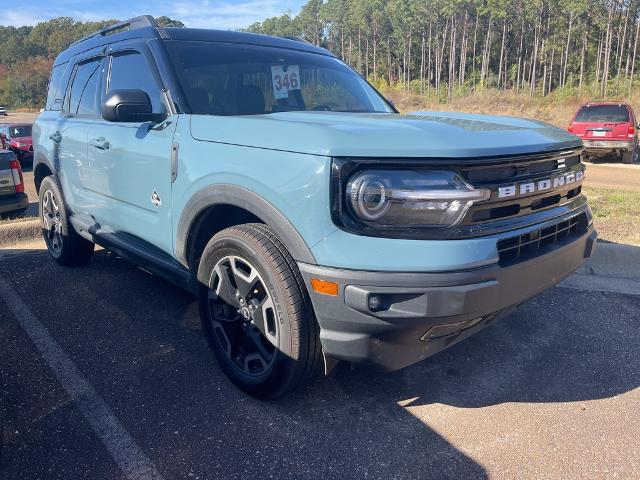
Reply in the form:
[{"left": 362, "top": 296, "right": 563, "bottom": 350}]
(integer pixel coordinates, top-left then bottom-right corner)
[
  {"left": 46, "top": 62, "right": 68, "bottom": 111},
  {"left": 108, "top": 52, "right": 164, "bottom": 113},
  {"left": 166, "top": 41, "right": 393, "bottom": 115},
  {"left": 68, "top": 59, "right": 101, "bottom": 115},
  {"left": 575, "top": 105, "right": 630, "bottom": 122}
]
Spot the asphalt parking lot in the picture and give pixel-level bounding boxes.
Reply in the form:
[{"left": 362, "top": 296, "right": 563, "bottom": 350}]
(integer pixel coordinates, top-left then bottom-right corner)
[{"left": 1, "top": 245, "right": 639, "bottom": 479}]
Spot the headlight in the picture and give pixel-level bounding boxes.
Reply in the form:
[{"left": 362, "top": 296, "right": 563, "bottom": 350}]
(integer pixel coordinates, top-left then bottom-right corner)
[{"left": 344, "top": 169, "right": 489, "bottom": 228}]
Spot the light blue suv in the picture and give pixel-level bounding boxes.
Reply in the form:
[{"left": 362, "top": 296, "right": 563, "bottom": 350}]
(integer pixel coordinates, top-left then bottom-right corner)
[{"left": 33, "top": 16, "right": 597, "bottom": 398}]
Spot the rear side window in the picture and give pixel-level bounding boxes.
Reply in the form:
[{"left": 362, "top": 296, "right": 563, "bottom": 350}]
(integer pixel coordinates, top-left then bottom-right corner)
[
  {"left": 575, "top": 105, "right": 630, "bottom": 122},
  {"left": 67, "top": 59, "right": 102, "bottom": 116},
  {"left": 107, "top": 52, "right": 165, "bottom": 113},
  {"left": 45, "top": 63, "right": 68, "bottom": 111}
]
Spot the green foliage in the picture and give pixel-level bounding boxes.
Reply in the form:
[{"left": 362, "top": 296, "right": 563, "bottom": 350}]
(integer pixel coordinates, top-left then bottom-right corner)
[
  {"left": 0, "top": 16, "right": 183, "bottom": 109},
  {"left": 156, "top": 16, "right": 185, "bottom": 28},
  {"left": 247, "top": 0, "right": 640, "bottom": 104}
]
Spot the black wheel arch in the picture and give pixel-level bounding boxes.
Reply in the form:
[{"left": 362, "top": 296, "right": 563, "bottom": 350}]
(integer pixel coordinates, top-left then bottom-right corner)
[
  {"left": 177, "top": 184, "right": 316, "bottom": 271},
  {"left": 33, "top": 156, "right": 54, "bottom": 194}
]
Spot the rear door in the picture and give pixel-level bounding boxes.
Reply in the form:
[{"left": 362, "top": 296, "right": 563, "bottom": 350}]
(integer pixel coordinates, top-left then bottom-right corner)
[
  {"left": 54, "top": 54, "right": 104, "bottom": 214},
  {"left": 87, "top": 42, "right": 177, "bottom": 255}
]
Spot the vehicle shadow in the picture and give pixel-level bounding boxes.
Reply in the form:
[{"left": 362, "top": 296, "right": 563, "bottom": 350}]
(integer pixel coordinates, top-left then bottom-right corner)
[
  {"left": 3, "top": 247, "right": 638, "bottom": 478},
  {"left": 585, "top": 153, "right": 638, "bottom": 165},
  {"left": 320, "top": 286, "right": 640, "bottom": 409}
]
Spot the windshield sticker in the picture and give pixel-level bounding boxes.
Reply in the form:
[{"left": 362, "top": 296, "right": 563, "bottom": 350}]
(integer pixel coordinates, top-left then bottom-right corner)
[{"left": 271, "top": 65, "right": 300, "bottom": 100}]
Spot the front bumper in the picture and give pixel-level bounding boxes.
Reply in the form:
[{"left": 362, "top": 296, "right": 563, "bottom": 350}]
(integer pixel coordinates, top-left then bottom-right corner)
[
  {"left": 582, "top": 139, "right": 633, "bottom": 152},
  {"left": 299, "top": 226, "right": 597, "bottom": 371},
  {"left": 0, "top": 192, "right": 28, "bottom": 214}
]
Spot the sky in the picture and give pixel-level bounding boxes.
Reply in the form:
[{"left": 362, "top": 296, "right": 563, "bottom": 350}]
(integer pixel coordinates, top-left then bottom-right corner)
[{"left": 2, "top": 0, "right": 306, "bottom": 30}]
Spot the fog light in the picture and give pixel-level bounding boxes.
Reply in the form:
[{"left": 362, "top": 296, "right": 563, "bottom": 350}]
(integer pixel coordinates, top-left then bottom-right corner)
[{"left": 368, "top": 294, "right": 383, "bottom": 311}]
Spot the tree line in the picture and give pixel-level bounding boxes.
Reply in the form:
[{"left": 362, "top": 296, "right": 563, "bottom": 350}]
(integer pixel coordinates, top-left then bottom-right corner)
[
  {"left": 2, "top": 3, "right": 639, "bottom": 108},
  {"left": 0, "top": 16, "right": 183, "bottom": 109},
  {"left": 246, "top": 0, "right": 640, "bottom": 101}
]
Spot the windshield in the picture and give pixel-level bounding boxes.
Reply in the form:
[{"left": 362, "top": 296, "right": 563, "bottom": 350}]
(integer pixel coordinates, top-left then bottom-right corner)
[
  {"left": 9, "top": 125, "right": 32, "bottom": 137},
  {"left": 575, "top": 105, "right": 630, "bottom": 122},
  {"left": 166, "top": 41, "right": 393, "bottom": 115}
]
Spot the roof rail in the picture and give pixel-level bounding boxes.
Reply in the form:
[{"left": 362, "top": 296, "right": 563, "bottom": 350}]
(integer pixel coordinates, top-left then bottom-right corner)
[{"left": 71, "top": 15, "right": 159, "bottom": 46}]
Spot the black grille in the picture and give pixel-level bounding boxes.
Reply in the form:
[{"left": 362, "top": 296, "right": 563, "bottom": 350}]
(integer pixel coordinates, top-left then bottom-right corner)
[
  {"left": 460, "top": 149, "right": 585, "bottom": 227},
  {"left": 463, "top": 152, "right": 581, "bottom": 184},
  {"left": 497, "top": 212, "right": 588, "bottom": 266}
]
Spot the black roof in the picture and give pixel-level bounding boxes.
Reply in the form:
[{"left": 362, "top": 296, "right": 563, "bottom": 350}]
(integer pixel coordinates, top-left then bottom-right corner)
[{"left": 54, "top": 15, "right": 333, "bottom": 66}]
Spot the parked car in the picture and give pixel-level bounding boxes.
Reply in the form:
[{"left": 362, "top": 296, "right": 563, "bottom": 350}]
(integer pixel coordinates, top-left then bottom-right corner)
[
  {"left": 0, "top": 123, "right": 33, "bottom": 163},
  {"left": 568, "top": 101, "right": 639, "bottom": 163},
  {"left": 33, "top": 16, "right": 596, "bottom": 398},
  {"left": 0, "top": 149, "right": 28, "bottom": 216},
  {"left": 0, "top": 105, "right": 7, "bottom": 116}
]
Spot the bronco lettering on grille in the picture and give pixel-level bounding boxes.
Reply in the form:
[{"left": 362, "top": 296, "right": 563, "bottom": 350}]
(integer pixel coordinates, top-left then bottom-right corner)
[{"left": 497, "top": 171, "right": 584, "bottom": 198}]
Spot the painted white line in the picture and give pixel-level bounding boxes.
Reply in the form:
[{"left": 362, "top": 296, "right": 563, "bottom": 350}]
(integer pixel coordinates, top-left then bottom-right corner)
[{"left": 0, "top": 275, "right": 165, "bottom": 480}]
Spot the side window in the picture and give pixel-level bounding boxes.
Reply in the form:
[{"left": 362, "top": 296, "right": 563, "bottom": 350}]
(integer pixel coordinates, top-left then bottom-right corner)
[
  {"left": 67, "top": 59, "right": 102, "bottom": 116},
  {"left": 45, "top": 62, "right": 68, "bottom": 111},
  {"left": 108, "top": 52, "right": 164, "bottom": 113}
]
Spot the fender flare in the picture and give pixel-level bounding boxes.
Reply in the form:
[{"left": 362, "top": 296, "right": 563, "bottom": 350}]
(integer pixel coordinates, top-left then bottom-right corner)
[
  {"left": 175, "top": 184, "right": 316, "bottom": 267},
  {"left": 32, "top": 152, "right": 56, "bottom": 193}
]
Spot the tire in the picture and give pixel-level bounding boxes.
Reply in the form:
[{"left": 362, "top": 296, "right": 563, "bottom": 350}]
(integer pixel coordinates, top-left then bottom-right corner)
[
  {"left": 622, "top": 146, "right": 637, "bottom": 164},
  {"left": 197, "top": 223, "right": 322, "bottom": 399},
  {"left": 39, "top": 176, "right": 94, "bottom": 266}
]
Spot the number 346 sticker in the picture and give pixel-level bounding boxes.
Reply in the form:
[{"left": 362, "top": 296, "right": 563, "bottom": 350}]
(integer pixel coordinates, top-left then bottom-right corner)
[{"left": 271, "top": 65, "right": 300, "bottom": 99}]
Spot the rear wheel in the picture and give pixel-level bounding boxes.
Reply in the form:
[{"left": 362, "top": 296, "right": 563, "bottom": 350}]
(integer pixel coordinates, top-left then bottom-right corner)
[
  {"left": 622, "top": 146, "right": 637, "bottom": 164},
  {"left": 197, "top": 223, "right": 322, "bottom": 399},
  {"left": 39, "top": 176, "right": 94, "bottom": 266}
]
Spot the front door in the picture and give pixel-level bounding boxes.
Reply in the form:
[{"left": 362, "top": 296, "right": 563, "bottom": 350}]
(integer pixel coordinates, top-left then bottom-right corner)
[{"left": 87, "top": 46, "right": 176, "bottom": 255}]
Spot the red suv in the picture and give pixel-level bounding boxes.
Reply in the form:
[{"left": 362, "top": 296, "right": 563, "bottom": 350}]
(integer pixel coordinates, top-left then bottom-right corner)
[
  {"left": 0, "top": 123, "right": 33, "bottom": 163},
  {"left": 568, "top": 102, "right": 638, "bottom": 164}
]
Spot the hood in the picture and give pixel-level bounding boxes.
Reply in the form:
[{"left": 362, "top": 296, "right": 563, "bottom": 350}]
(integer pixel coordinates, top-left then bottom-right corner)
[
  {"left": 10, "top": 136, "right": 32, "bottom": 145},
  {"left": 190, "top": 111, "right": 581, "bottom": 158}
]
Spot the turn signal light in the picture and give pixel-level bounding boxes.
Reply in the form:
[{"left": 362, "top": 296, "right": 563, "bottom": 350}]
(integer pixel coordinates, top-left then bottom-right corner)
[
  {"left": 628, "top": 125, "right": 635, "bottom": 135},
  {"left": 311, "top": 278, "right": 339, "bottom": 296}
]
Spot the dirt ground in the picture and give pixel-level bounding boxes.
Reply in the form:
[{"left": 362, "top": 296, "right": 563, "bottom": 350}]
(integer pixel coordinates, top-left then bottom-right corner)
[
  {"left": 0, "top": 111, "right": 38, "bottom": 124},
  {"left": 585, "top": 161, "right": 640, "bottom": 191}
]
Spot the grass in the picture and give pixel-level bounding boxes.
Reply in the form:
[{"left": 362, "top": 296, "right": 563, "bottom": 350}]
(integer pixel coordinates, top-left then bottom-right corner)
[
  {"left": 0, "top": 214, "right": 36, "bottom": 224},
  {"left": 582, "top": 186, "right": 640, "bottom": 246}
]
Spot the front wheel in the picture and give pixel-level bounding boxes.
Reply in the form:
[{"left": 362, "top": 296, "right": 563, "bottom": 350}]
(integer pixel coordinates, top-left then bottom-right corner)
[{"left": 197, "top": 223, "right": 322, "bottom": 399}]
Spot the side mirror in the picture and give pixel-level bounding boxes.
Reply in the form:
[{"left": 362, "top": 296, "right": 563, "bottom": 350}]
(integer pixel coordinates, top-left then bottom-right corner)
[{"left": 102, "top": 89, "right": 157, "bottom": 123}]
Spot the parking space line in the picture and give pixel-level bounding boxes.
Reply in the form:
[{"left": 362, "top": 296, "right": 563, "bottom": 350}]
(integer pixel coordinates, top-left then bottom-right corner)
[{"left": 0, "top": 276, "right": 165, "bottom": 480}]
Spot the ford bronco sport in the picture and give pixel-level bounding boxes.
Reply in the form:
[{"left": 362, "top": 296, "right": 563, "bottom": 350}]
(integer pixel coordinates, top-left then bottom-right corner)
[{"left": 33, "top": 16, "right": 597, "bottom": 398}]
